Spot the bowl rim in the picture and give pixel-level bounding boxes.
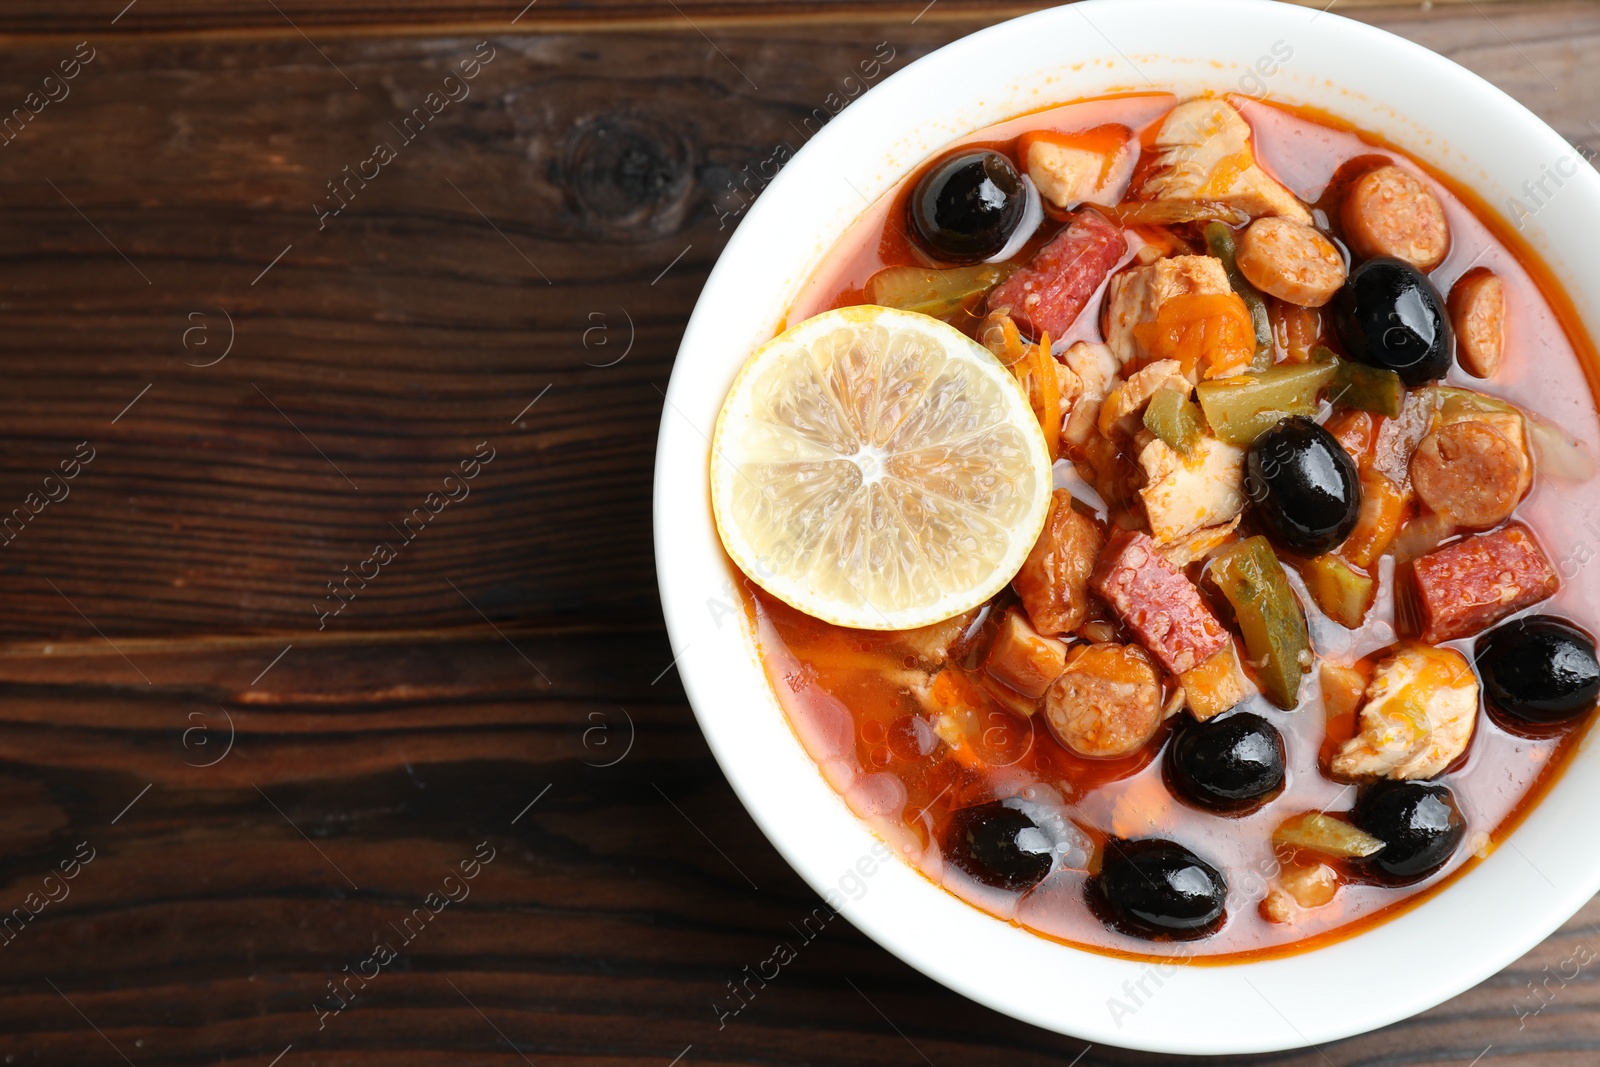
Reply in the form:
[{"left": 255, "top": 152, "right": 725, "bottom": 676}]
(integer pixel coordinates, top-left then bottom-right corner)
[{"left": 653, "top": 0, "right": 1600, "bottom": 1053}]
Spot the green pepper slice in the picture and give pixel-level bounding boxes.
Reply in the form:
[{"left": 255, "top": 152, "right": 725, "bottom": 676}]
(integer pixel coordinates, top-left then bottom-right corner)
[
  {"left": 1143, "top": 385, "right": 1203, "bottom": 456},
  {"left": 1318, "top": 346, "right": 1404, "bottom": 418},
  {"left": 1206, "top": 535, "right": 1312, "bottom": 710}
]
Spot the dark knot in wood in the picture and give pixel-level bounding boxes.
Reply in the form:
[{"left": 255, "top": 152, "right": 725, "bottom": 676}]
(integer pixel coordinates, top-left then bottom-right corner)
[{"left": 562, "top": 114, "right": 692, "bottom": 239}]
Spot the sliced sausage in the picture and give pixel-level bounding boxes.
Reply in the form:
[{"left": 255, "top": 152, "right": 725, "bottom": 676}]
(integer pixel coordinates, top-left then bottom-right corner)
[
  {"left": 1236, "top": 217, "right": 1347, "bottom": 307},
  {"left": 1091, "top": 529, "right": 1230, "bottom": 674},
  {"left": 1448, "top": 268, "right": 1506, "bottom": 378},
  {"left": 1410, "top": 421, "right": 1525, "bottom": 528},
  {"left": 1341, "top": 164, "right": 1450, "bottom": 271},
  {"left": 1043, "top": 643, "right": 1162, "bottom": 758},
  {"left": 1412, "top": 523, "right": 1558, "bottom": 642},
  {"left": 987, "top": 209, "right": 1127, "bottom": 339}
]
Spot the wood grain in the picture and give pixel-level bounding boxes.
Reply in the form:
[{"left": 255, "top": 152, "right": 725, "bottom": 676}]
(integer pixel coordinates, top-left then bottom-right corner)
[{"left": 1, "top": 3, "right": 1598, "bottom": 1065}]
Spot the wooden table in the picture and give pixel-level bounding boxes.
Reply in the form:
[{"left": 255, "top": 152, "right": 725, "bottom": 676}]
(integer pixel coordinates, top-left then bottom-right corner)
[{"left": 3, "top": 1, "right": 1598, "bottom": 1063}]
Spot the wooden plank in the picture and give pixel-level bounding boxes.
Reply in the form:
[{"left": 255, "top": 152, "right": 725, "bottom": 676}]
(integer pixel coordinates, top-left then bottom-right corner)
[
  {"left": 2, "top": 632, "right": 1599, "bottom": 1064},
  {"left": 0, "top": 0, "right": 1558, "bottom": 38},
  {"left": 0, "top": 6, "right": 1596, "bottom": 643}
]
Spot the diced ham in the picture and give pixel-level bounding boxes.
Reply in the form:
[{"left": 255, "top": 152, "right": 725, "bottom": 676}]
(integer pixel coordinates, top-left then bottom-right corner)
[
  {"left": 983, "top": 608, "right": 1069, "bottom": 699},
  {"left": 1330, "top": 644, "right": 1478, "bottom": 780},
  {"left": 1091, "top": 529, "right": 1230, "bottom": 675},
  {"left": 986, "top": 209, "right": 1127, "bottom": 339},
  {"left": 1137, "top": 434, "right": 1246, "bottom": 544},
  {"left": 1043, "top": 643, "right": 1163, "bottom": 758},
  {"left": 1013, "top": 490, "right": 1104, "bottom": 635},
  {"left": 1341, "top": 164, "right": 1450, "bottom": 272},
  {"left": 1104, "top": 254, "right": 1238, "bottom": 373},
  {"left": 1140, "top": 99, "right": 1312, "bottom": 224},
  {"left": 1411, "top": 524, "right": 1558, "bottom": 643}
]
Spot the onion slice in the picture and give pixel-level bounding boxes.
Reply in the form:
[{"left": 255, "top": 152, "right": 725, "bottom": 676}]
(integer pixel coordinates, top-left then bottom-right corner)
[{"left": 1525, "top": 409, "right": 1597, "bottom": 482}]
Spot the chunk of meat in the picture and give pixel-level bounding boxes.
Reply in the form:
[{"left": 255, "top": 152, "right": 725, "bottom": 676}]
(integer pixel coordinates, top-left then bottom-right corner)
[
  {"left": 1105, "top": 254, "right": 1244, "bottom": 376},
  {"left": 1179, "top": 643, "right": 1251, "bottom": 721},
  {"left": 1013, "top": 490, "right": 1103, "bottom": 636},
  {"left": 1341, "top": 164, "right": 1450, "bottom": 271},
  {"left": 1098, "top": 359, "right": 1189, "bottom": 436},
  {"left": 1449, "top": 268, "right": 1506, "bottom": 378},
  {"left": 1411, "top": 523, "right": 1558, "bottom": 643},
  {"left": 1236, "top": 217, "right": 1347, "bottom": 307},
  {"left": 983, "top": 608, "right": 1069, "bottom": 699},
  {"left": 1091, "top": 529, "right": 1231, "bottom": 674},
  {"left": 1137, "top": 434, "right": 1246, "bottom": 544},
  {"left": 1024, "top": 128, "right": 1135, "bottom": 210},
  {"left": 1043, "top": 643, "right": 1162, "bottom": 758},
  {"left": 1158, "top": 514, "right": 1241, "bottom": 569},
  {"left": 1060, "top": 341, "right": 1120, "bottom": 448},
  {"left": 1330, "top": 644, "right": 1478, "bottom": 780},
  {"left": 1411, "top": 420, "right": 1528, "bottom": 528},
  {"left": 987, "top": 209, "right": 1127, "bottom": 339},
  {"left": 1264, "top": 860, "right": 1339, "bottom": 924},
  {"left": 890, "top": 608, "right": 981, "bottom": 669},
  {"left": 1140, "top": 98, "right": 1312, "bottom": 224}
]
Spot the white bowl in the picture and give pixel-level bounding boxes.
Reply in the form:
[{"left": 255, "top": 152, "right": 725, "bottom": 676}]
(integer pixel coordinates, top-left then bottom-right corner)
[{"left": 653, "top": 0, "right": 1600, "bottom": 1053}]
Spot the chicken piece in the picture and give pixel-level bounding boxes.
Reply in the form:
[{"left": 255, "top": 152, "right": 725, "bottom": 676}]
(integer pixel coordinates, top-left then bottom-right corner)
[
  {"left": 1179, "top": 643, "right": 1251, "bottom": 721},
  {"left": 1025, "top": 130, "right": 1136, "bottom": 210},
  {"left": 1158, "top": 515, "right": 1240, "bottom": 569},
  {"left": 1043, "top": 643, "right": 1163, "bottom": 758},
  {"left": 1330, "top": 645, "right": 1479, "bottom": 781},
  {"left": 1054, "top": 359, "right": 1085, "bottom": 433},
  {"left": 1104, "top": 255, "right": 1248, "bottom": 377},
  {"left": 1140, "top": 98, "right": 1312, "bottom": 225},
  {"left": 1097, "top": 359, "right": 1189, "bottom": 437},
  {"left": 1137, "top": 434, "right": 1246, "bottom": 544},
  {"left": 890, "top": 608, "right": 980, "bottom": 669},
  {"left": 983, "top": 608, "right": 1069, "bottom": 700},
  {"left": 1013, "top": 490, "right": 1104, "bottom": 635},
  {"left": 1061, "top": 341, "right": 1120, "bottom": 448}
]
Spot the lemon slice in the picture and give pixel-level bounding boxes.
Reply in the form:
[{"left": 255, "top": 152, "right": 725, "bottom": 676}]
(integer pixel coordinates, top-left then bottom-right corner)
[{"left": 711, "top": 305, "right": 1053, "bottom": 630}]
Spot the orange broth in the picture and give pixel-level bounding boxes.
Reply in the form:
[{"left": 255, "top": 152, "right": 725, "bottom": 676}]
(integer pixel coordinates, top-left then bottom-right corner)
[{"left": 739, "top": 93, "right": 1600, "bottom": 961}]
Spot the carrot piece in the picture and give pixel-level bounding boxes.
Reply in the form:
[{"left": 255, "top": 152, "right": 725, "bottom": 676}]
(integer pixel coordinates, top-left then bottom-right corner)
[{"left": 1340, "top": 472, "right": 1404, "bottom": 568}]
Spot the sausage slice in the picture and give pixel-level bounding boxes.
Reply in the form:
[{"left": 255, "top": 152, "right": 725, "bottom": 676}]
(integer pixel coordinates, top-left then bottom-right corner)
[
  {"left": 1410, "top": 420, "right": 1525, "bottom": 528},
  {"left": 1341, "top": 164, "right": 1450, "bottom": 271},
  {"left": 1448, "top": 268, "right": 1506, "bottom": 378},
  {"left": 1236, "top": 217, "right": 1347, "bottom": 307},
  {"left": 1043, "top": 643, "right": 1162, "bottom": 758}
]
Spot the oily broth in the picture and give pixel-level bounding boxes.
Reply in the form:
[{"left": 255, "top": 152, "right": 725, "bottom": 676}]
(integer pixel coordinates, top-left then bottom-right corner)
[{"left": 747, "top": 94, "right": 1599, "bottom": 960}]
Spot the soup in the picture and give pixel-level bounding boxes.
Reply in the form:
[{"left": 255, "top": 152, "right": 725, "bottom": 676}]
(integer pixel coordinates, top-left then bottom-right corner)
[{"left": 714, "top": 91, "right": 1600, "bottom": 961}]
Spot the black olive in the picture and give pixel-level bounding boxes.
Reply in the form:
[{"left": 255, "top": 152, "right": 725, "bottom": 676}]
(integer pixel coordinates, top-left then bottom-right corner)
[
  {"left": 908, "top": 150, "right": 1026, "bottom": 263},
  {"left": 943, "top": 801, "right": 1051, "bottom": 891},
  {"left": 1166, "top": 712, "right": 1286, "bottom": 814},
  {"left": 1351, "top": 781, "right": 1465, "bottom": 885},
  {"left": 1245, "top": 416, "right": 1362, "bottom": 555},
  {"left": 1476, "top": 615, "right": 1600, "bottom": 725},
  {"left": 1088, "top": 838, "right": 1227, "bottom": 939},
  {"left": 1332, "top": 256, "right": 1453, "bottom": 385}
]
